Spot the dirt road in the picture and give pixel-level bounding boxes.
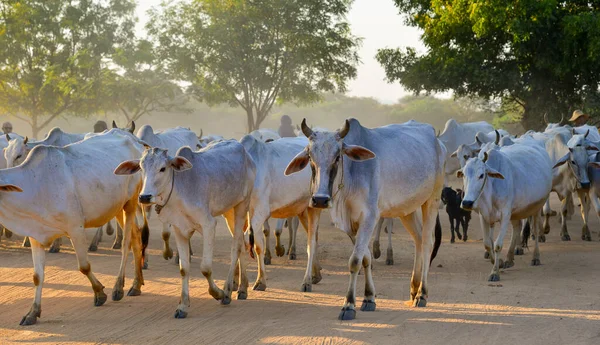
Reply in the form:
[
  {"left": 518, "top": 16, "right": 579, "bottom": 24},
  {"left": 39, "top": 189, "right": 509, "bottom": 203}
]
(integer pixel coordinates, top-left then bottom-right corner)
[{"left": 1, "top": 195, "right": 600, "bottom": 345}]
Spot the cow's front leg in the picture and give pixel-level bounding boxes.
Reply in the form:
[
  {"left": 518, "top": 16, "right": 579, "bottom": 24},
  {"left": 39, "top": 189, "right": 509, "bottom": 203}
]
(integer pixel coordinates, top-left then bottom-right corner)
[
  {"left": 489, "top": 216, "right": 510, "bottom": 282},
  {"left": 172, "top": 226, "right": 191, "bottom": 318},
  {"left": 263, "top": 220, "right": 272, "bottom": 265},
  {"left": 20, "top": 238, "right": 46, "bottom": 326},
  {"left": 299, "top": 209, "right": 321, "bottom": 292},
  {"left": 578, "top": 190, "right": 591, "bottom": 241},
  {"left": 274, "top": 219, "right": 286, "bottom": 257},
  {"left": 385, "top": 218, "right": 394, "bottom": 265},
  {"left": 479, "top": 215, "right": 493, "bottom": 260},
  {"left": 559, "top": 194, "right": 570, "bottom": 241},
  {"left": 48, "top": 237, "right": 61, "bottom": 253},
  {"left": 372, "top": 217, "right": 384, "bottom": 259},
  {"left": 503, "top": 220, "right": 521, "bottom": 269},
  {"left": 339, "top": 213, "right": 377, "bottom": 320},
  {"left": 88, "top": 227, "right": 103, "bottom": 252}
]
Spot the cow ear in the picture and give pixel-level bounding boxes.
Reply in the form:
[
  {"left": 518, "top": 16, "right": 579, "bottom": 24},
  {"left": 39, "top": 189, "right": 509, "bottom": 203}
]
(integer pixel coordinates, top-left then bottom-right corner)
[
  {"left": 486, "top": 167, "right": 505, "bottom": 179},
  {"left": 456, "top": 170, "right": 464, "bottom": 178},
  {"left": 285, "top": 149, "right": 310, "bottom": 175},
  {"left": 342, "top": 144, "right": 376, "bottom": 161},
  {"left": 450, "top": 150, "right": 458, "bottom": 158},
  {"left": 114, "top": 160, "right": 141, "bottom": 175},
  {"left": 553, "top": 153, "right": 570, "bottom": 169},
  {"left": 589, "top": 162, "right": 600, "bottom": 169},
  {"left": 0, "top": 184, "right": 23, "bottom": 192},
  {"left": 170, "top": 156, "right": 193, "bottom": 172}
]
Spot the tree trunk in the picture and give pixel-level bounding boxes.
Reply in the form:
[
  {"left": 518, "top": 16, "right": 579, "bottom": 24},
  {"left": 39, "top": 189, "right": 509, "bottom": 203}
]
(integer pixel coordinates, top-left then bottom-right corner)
[
  {"left": 245, "top": 108, "right": 256, "bottom": 133},
  {"left": 31, "top": 115, "right": 39, "bottom": 139}
]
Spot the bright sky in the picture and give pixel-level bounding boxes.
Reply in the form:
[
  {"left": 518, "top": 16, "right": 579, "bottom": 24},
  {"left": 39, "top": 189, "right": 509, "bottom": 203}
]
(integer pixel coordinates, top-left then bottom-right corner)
[{"left": 136, "top": 0, "right": 424, "bottom": 104}]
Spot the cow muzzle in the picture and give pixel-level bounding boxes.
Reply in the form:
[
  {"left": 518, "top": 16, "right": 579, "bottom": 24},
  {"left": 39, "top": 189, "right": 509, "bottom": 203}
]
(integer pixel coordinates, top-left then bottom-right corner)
[
  {"left": 139, "top": 194, "right": 153, "bottom": 204},
  {"left": 461, "top": 200, "right": 474, "bottom": 211},
  {"left": 310, "top": 194, "right": 331, "bottom": 209}
]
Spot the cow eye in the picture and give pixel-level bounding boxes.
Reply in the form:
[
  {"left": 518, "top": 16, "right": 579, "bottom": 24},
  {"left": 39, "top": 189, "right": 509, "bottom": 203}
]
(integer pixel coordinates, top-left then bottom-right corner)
[
  {"left": 463, "top": 155, "right": 468, "bottom": 160},
  {"left": 159, "top": 167, "right": 166, "bottom": 172},
  {"left": 571, "top": 161, "right": 576, "bottom": 165},
  {"left": 335, "top": 155, "right": 340, "bottom": 163},
  {"left": 479, "top": 174, "right": 484, "bottom": 179},
  {"left": 16, "top": 155, "right": 21, "bottom": 160}
]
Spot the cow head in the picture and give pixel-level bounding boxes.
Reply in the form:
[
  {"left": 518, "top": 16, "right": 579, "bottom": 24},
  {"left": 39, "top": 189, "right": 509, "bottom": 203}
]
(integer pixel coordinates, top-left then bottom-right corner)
[
  {"left": 553, "top": 145, "right": 592, "bottom": 190},
  {"left": 285, "top": 118, "right": 375, "bottom": 209},
  {"left": 457, "top": 151, "right": 504, "bottom": 211},
  {"left": 114, "top": 147, "right": 192, "bottom": 205},
  {"left": 112, "top": 120, "right": 136, "bottom": 134},
  {"left": 4, "top": 136, "right": 31, "bottom": 168},
  {"left": 451, "top": 142, "right": 481, "bottom": 169}
]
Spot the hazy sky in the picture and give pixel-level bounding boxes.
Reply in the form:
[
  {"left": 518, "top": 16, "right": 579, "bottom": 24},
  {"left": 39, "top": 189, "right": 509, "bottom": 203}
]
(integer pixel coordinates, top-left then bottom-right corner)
[{"left": 136, "top": 0, "right": 424, "bottom": 104}]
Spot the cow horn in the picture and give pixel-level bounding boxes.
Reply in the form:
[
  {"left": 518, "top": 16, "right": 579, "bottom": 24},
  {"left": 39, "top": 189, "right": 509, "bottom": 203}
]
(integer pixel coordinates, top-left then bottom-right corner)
[
  {"left": 572, "top": 128, "right": 576, "bottom": 136},
  {"left": 494, "top": 130, "right": 500, "bottom": 145},
  {"left": 437, "top": 129, "right": 440, "bottom": 137},
  {"left": 482, "top": 152, "right": 489, "bottom": 163},
  {"left": 543, "top": 113, "right": 549, "bottom": 125},
  {"left": 475, "top": 136, "right": 482, "bottom": 145},
  {"left": 585, "top": 129, "right": 590, "bottom": 138},
  {"left": 23, "top": 136, "right": 28, "bottom": 145},
  {"left": 559, "top": 114, "right": 566, "bottom": 126},
  {"left": 199, "top": 129, "right": 203, "bottom": 138},
  {"left": 338, "top": 119, "right": 350, "bottom": 139},
  {"left": 128, "top": 121, "right": 135, "bottom": 133},
  {"left": 112, "top": 120, "right": 118, "bottom": 129},
  {"left": 5, "top": 134, "right": 10, "bottom": 142},
  {"left": 301, "top": 118, "right": 313, "bottom": 138}
]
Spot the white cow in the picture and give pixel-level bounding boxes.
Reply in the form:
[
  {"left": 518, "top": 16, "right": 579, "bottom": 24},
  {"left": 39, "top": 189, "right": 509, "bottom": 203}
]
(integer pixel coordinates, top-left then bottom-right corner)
[
  {"left": 437, "top": 119, "right": 494, "bottom": 177},
  {"left": 240, "top": 134, "right": 322, "bottom": 291},
  {"left": 249, "top": 128, "right": 280, "bottom": 142},
  {"left": 198, "top": 128, "right": 225, "bottom": 147},
  {"left": 286, "top": 118, "right": 445, "bottom": 320},
  {"left": 136, "top": 124, "right": 202, "bottom": 262},
  {"left": 115, "top": 140, "right": 256, "bottom": 318},
  {"left": 458, "top": 141, "right": 552, "bottom": 281},
  {"left": 372, "top": 218, "right": 395, "bottom": 265},
  {"left": 1, "top": 131, "right": 147, "bottom": 325}
]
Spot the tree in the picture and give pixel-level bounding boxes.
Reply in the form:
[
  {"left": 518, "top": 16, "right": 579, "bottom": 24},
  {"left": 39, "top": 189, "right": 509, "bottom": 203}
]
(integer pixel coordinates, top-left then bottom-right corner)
[
  {"left": 104, "top": 39, "right": 191, "bottom": 124},
  {"left": 376, "top": 0, "right": 600, "bottom": 130},
  {"left": 0, "top": 0, "right": 136, "bottom": 137},
  {"left": 147, "top": 0, "right": 361, "bottom": 132}
]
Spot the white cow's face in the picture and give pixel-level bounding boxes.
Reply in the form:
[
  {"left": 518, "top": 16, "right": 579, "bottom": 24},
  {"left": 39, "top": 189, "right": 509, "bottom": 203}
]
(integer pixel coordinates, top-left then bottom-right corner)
[
  {"left": 285, "top": 119, "right": 375, "bottom": 209},
  {"left": 554, "top": 146, "right": 592, "bottom": 190},
  {"left": 451, "top": 143, "right": 480, "bottom": 169},
  {"left": 4, "top": 136, "right": 30, "bottom": 168},
  {"left": 457, "top": 152, "right": 504, "bottom": 211},
  {"left": 114, "top": 148, "right": 192, "bottom": 205}
]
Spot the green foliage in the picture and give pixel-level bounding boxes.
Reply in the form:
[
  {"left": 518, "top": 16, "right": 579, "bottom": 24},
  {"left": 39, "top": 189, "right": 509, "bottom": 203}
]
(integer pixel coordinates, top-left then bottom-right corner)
[
  {"left": 377, "top": 0, "right": 600, "bottom": 130},
  {"left": 147, "top": 0, "right": 361, "bottom": 132},
  {"left": 0, "top": 0, "right": 136, "bottom": 137}
]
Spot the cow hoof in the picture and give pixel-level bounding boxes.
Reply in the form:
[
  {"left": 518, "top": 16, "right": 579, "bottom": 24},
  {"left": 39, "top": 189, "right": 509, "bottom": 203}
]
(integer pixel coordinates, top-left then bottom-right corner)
[
  {"left": 502, "top": 260, "right": 514, "bottom": 269},
  {"left": 373, "top": 242, "right": 381, "bottom": 259},
  {"left": 450, "top": 238, "right": 455, "bottom": 244},
  {"left": 463, "top": 236, "right": 468, "bottom": 242},
  {"left": 174, "top": 309, "right": 188, "bottom": 319},
  {"left": 264, "top": 256, "right": 271, "bottom": 265},
  {"left": 19, "top": 314, "right": 38, "bottom": 326},
  {"left": 514, "top": 248, "right": 524, "bottom": 256},
  {"left": 561, "top": 234, "right": 571, "bottom": 241},
  {"left": 275, "top": 245, "right": 285, "bottom": 257},
  {"left": 237, "top": 291, "right": 247, "bottom": 300},
  {"left": 48, "top": 245, "right": 60, "bottom": 254},
  {"left": 253, "top": 282, "right": 267, "bottom": 291},
  {"left": 338, "top": 307, "right": 356, "bottom": 321},
  {"left": 413, "top": 297, "right": 427, "bottom": 308},
  {"left": 95, "top": 291, "right": 107, "bottom": 306},
  {"left": 127, "top": 287, "right": 141, "bottom": 297},
  {"left": 289, "top": 253, "right": 297, "bottom": 260},
  {"left": 112, "top": 289, "right": 124, "bottom": 302},
  {"left": 221, "top": 295, "right": 232, "bottom": 305},
  {"left": 163, "top": 249, "right": 173, "bottom": 260},
  {"left": 312, "top": 274, "right": 322, "bottom": 285},
  {"left": 583, "top": 234, "right": 592, "bottom": 242},
  {"left": 88, "top": 244, "right": 98, "bottom": 252},
  {"left": 457, "top": 233, "right": 462, "bottom": 240},
  {"left": 538, "top": 235, "right": 546, "bottom": 243},
  {"left": 112, "top": 242, "right": 122, "bottom": 250},
  {"left": 484, "top": 251, "right": 490, "bottom": 259},
  {"left": 360, "top": 299, "right": 376, "bottom": 312},
  {"left": 386, "top": 258, "right": 394, "bottom": 265},
  {"left": 301, "top": 283, "right": 312, "bottom": 292},
  {"left": 488, "top": 273, "right": 500, "bottom": 282},
  {"left": 549, "top": 210, "right": 558, "bottom": 217},
  {"left": 531, "top": 258, "right": 541, "bottom": 266}
]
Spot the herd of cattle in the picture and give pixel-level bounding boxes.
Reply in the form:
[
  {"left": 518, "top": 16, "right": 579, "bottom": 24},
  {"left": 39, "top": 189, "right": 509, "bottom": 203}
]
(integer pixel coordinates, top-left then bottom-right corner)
[{"left": 0, "top": 115, "right": 599, "bottom": 325}]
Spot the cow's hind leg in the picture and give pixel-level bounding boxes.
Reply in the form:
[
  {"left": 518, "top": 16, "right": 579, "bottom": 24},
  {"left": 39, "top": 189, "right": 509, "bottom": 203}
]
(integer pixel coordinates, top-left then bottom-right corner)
[
  {"left": 399, "top": 212, "right": 422, "bottom": 302},
  {"left": 385, "top": 218, "right": 394, "bottom": 265},
  {"left": 288, "top": 217, "right": 299, "bottom": 260},
  {"left": 223, "top": 204, "right": 248, "bottom": 303},
  {"left": 503, "top": 220, "right": 521, "bottom": 269},
  {"left": 88, "top": 227, "right": 103, "bottom": 252},
  {"left": 224, "top": 210, "right": 248, "bottom": 299},
  {"left": 578, "top": 190, "right": 592, "bottom": 241},
  {"left": 298, "top": 209, "right": 322, "bottom": 292},
  {"left": 531, "top": 212, "right": 543, "bottom": 266},
  {"left": 200, "top": 217, "right": 226, "bottom": 302},
  {"left": 372, "top": 218, "right": 384, "bottom": 259},
  {"left": 112, "top": 222, "right": 123, "bottom": 249},
  {"left": 559, "top": 194, "right": 570, "bottom": 241},
  {"left": 263, "top": 220, "right": 272, "bottom": 265},
  {"left": 19, "top": 238, "right": 46, "bottom": 326},
  {"left": 274, "top": 219, "right": 286, "bottom": 257},
  {"left": 22, "top": 236, "right": 31, "bottom": 248},
  {"left": 412, "top": 198, "right": 439, "bottom": 307},
  {"left": 48, "top": 238, "right": 61, "bottom": 253},
  {"left": 112, "top": 209, "right": 133, "bottom": 301},
  {"left": 70, "top": 230, "right": 107, "bottom": 307}
]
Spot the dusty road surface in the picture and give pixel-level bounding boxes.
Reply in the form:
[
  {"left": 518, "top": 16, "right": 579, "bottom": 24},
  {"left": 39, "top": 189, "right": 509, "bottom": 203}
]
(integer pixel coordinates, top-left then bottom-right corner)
[{"left": 1, "top": 195, "right": 600, "bottom": 345}]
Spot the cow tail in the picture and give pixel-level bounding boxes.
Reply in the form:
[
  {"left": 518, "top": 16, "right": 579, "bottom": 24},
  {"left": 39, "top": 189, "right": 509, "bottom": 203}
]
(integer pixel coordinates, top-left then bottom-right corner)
[
  {"left": 430, "top": 213, "right": 442, "bottom": 265},
  {"left": 248, "top": 226, "right": 255, "bottom": 259},
  {"left": 141, "top": 217, "right": 150, "bottom": 259},
  {"left": 521, "top": 220, "right": 531, "bottom": 249}
]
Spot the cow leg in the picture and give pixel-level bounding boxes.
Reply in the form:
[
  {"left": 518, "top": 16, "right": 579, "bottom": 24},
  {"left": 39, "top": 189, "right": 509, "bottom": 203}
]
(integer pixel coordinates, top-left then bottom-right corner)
[
  {"left": 112, "top": 211, "right": 131, "bottom": 301},
  {"left": 69, "top": 230, "right": 107, "bottom": 309},
  {"left": 105, "top": 219, "right": 114, "bottom": 236},
  {"left": 503, "top": 220, "right": 521, "bottom": 269},
  {"left": 88, "top": 227, "right": 103, "bottom": 252},
  {"left": 339, "top": 212, "right": 377, "bottom": 321},
  {"left": 489, "top": 216, "right": 509, "bottom": 282},
  {"left": 372, "top": 218, "right": 384, "bottom": 259},
  {"left": 23, "top": 236, "right": 31, "bottom": 248},
  {"left": 19, "top": 238, "right": 46, "bottom": 326},
  {"left": 360, "top": 246, "right": 376, "bottom": 312},
  {"left": 126, "top": 204, "right": 145, "bottom": 297},
  {"left": 162, "top": 223, "right": 174, "bottom": 260},
  {"left": 223, "top": 203, "right": 248, "bottom": 303},
  {"left": 514, "top": 219, "right": 525, "bottom": 255},
  {"left": 48, "top": 238, "right": 61, "bottom": 253},
  {"left": 559, "top": 194, "right": 570, "bottom": 241},
  {"left": 298, "top": 209, "right": 321, "bottom": 292},
  {"left": 274, "top": 219, "right": 286, "bottom": 257},
  {"left": 223, "top": 210, "right": 247, "bottom": 299},
  {"left": 479, "top": 215, "right": 493, "bottom": 260},
  {"left": 412, "top": 198, "right": 439, "bottom": 307},
  {"left": 399, "top": 212, "right": 422, "bottom": 302},
  {"left": 263, "top": 220, "right": 272, "bottom": 265},
  {"left": 577, "top": 190, "right": 592, "bottom": 241},
  {"left": 531, "top": 212, "right": 543, "bottom": 266},
  {"left": 288, "top": 217, "right": 299, "bottom": 260},
  {"left": 112, "top": 222, "right": 123, "bottom": 249},
  {"left": 385, "top": 218, "right": 394, "bottom": 265},
  {"left": 455, "top": 217, "right": 463, "bottom": 240},
  {"left": 172, "top": 226, "right": 191, "bottom": 318},
  {"left": 462, "top": 216, "right": 469, "bottom": 242},
  {"left": 200, "top": 218, "right": 225, "bottom": 302},
  {"left": 4, "top": 226, "right": 13, "bottom": 238},
  {"left": 250, "top": 212, "right": 268, "bottom": 291},
  {"left": 590, "top": 191, "right": 600, "bottom": 240}
]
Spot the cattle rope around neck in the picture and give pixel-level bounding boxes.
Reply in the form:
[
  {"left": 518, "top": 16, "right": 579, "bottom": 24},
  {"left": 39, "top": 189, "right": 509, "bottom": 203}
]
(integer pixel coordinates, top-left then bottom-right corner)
[
  {"left": 332, "top": 152, "right": 345, "bottom": 200},
  {"left": 155, "top": 169, "right": 175, "bottom": 215},
  {"left": 472, "top": 170, "right": 488, "bottom": 205}
]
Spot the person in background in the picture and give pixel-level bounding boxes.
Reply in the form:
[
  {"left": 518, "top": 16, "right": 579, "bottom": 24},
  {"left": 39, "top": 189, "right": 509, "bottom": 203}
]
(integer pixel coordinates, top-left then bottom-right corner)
[
  {"left": 2, "top": 122, "right": 13, "bottom": 135},
  {"left": 94, "top": 120, "right": 108, "bottom": 133},
  {"left": 278, "top": 114, "right": 296, "bottom": 138},
  {"left": 569, "top": 109, "right": 589, "bottom": 127}
]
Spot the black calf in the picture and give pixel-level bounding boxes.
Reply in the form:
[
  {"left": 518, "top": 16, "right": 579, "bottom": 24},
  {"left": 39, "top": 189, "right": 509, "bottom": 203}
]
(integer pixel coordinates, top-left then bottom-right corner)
[{"left": 441, "top": 187, "right": 472, "bottom": 243}]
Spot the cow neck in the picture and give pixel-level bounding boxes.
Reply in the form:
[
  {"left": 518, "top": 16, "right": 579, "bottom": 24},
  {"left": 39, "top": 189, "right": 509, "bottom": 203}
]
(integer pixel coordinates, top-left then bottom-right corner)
[{"left": 155, "top": 169, "right": 175, "bottom": 215}]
